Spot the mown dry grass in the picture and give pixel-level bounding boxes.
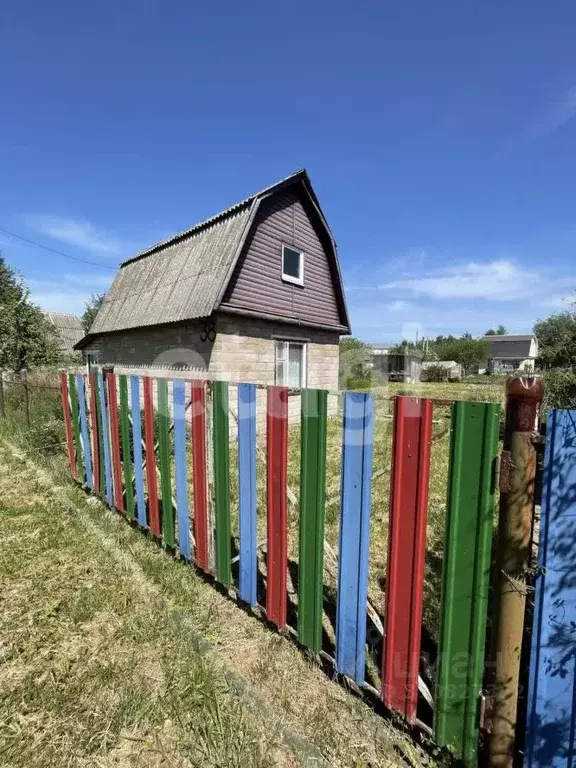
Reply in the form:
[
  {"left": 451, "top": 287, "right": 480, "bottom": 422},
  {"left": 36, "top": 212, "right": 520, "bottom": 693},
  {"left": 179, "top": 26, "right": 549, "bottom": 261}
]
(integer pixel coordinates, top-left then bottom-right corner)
[
  {"left": 0, "top": 439, "right": 437, "bottom": 767},
  {"left": 0, "top": 447, "right": 283, "bottom": 768}
]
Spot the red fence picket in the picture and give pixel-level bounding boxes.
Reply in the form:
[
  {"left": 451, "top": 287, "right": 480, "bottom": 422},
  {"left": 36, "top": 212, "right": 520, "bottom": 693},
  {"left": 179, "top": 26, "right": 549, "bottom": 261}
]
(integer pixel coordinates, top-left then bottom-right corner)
[
  {"left": 266, "top": 386, "right": 288, "bottom": 628},
  {"left": 106, "top": 373, "right": 124, "bottom": 512},
  {"left": 143, "top": 376, "right": 160, "bottom": 536},
  {"left": 382, "top": 396, "right": 433, "bottom": 723},
  {"left": 191, "top": 380, "right": 209, "bottom": 571}
]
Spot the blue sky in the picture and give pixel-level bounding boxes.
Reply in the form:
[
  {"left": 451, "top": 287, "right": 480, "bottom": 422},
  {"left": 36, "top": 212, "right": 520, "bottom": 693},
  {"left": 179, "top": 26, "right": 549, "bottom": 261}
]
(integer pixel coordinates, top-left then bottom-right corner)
[{"left": 1, "top": 1, "right": 575, "bottom": 342}]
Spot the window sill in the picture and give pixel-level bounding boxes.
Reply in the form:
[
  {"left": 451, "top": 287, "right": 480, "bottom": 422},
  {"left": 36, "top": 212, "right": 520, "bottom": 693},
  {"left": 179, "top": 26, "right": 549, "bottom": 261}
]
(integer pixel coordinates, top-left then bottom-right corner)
[{"left": 281, "top": 275, "right": 304, "bottom": 287}]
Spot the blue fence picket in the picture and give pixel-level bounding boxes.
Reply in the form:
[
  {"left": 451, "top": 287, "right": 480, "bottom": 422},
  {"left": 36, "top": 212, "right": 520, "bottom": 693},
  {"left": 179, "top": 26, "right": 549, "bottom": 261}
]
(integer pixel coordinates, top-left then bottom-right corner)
[
  {"left": 97, "top": 370, "right": 113, "bottom": 506},
  {"left": 238, "top": 383, "right": 257, "bottom": 605},
  {"left": 76, "top": 373, "right": 93, "bottom": 490},
  {"left": 130, "top": 376, "right": 147, "bottom": 528},
  {"left": 335, "top": 392, "right": 375, "bottom": 683},
  {"left": 173, "top": 379, "right": 191, "bottom": 560},
  {"left": 524, "top": 408, "right": 576, "bottom": 768}
]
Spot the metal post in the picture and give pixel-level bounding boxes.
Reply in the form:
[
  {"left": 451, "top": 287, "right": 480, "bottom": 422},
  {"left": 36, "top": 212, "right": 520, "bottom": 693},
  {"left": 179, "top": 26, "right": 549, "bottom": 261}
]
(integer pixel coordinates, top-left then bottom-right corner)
[
  {"left": 21, "top": 369, "right": 31, "bottom": 430},
  {"left": 489, "top": 376, "right": 543, "bottom": 768}
]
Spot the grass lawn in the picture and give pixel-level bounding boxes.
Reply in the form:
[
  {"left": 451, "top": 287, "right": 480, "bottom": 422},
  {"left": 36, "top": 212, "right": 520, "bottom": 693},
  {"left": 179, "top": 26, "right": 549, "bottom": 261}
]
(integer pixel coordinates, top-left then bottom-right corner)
[{"left": 0, "top": 436, "right": 437, "bottom": 767}]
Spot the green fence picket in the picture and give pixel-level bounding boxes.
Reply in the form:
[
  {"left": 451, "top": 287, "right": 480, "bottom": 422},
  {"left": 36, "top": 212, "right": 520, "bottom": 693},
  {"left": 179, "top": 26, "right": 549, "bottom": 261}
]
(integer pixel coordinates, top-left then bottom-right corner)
[
  {"left": 298, "top": 388, "right": 328, "bottom": 653},
  {"left": 157, "top": 378, "right": 174, "bottom": 547},
  {"left": 434, "top": 400, "right": 500, "bottom": 766},
  {"left": 68, "top": 373, "right": 84, "bottom": 480},
  {"left": 119, "top": 374, "right": 135, "bottom": 520},
  {"left": 212, "top": 380, "right": 231, "bottom": 585}
]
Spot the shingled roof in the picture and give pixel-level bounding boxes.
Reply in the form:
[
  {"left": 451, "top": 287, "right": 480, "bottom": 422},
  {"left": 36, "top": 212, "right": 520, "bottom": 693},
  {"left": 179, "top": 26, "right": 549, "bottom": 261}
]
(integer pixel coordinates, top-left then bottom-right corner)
[
  {"left": 43, "top": 312, "right": 84, "bottom": 354},
  {"left": 78, "top": 169, "right": 349, "bottom": 346},
  {"left": 482, "top": 334, "right": 536, "bottom": 359}
]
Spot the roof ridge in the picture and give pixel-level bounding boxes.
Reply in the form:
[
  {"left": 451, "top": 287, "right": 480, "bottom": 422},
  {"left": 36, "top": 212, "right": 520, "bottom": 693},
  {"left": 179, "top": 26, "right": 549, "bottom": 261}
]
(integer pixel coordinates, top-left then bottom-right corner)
[
  {"left": 483, "top": 334, "right": 534, "bottom": 339},
  {"left": 121, "top": 169, "right": 307, "bottom": 267}
]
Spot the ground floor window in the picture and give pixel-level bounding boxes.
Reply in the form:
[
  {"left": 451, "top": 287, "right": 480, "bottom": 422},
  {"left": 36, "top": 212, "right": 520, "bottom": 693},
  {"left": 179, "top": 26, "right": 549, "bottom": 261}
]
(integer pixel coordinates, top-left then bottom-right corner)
[
  {"left": 274, "top": 340, "right": 307, "bottom": 388},
  {"left": 86, "top": 352, "right": 100, "bottom": 368}
]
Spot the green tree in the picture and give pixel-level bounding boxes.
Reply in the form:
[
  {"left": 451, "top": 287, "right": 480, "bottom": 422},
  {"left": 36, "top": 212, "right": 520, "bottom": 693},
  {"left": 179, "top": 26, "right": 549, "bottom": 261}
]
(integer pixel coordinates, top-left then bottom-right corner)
[
  {"left": 535, "top": 311, "right": 576, "bottom": 369},
  {"left": 485, "top": 325, "right": 507, "bottom": 336},
  {"left": 389, "top": 339, "right": 420, "bottom": 354},
  {"left": 81, "top": 292, "right": 106, "bottom": 333},
  {"left": 427, "top": 335, "right": 489, "bottom": 375},
  {"left": 449, "top": 337, "right": 490, "bottom": 375},
  {"left": 339, "top": 336, "right": 372, "bottom": 388},
  {"left": 0, "top": 254, "right": 61, "bottom": 371},
  {"left": 388, "top": 332, "right": 489, "bottom": 376}
]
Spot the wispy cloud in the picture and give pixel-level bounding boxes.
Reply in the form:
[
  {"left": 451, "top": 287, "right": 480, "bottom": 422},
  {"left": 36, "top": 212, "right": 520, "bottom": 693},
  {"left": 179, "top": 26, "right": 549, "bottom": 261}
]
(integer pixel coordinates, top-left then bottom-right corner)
[
  {"left": 25, "top": 215, "right": 123, "bottom": 254},
  {"left": 379, "top": 259, "right": 539, "bottom": 302},
  {"left": 386, "top": 299, "right": 413, "bottom": 312},
  {"left": 526, "top": 85, "right": 576, "bottom": 138},
  {"left": 28, "top": 273, "right": 112, "bottom": 313}
]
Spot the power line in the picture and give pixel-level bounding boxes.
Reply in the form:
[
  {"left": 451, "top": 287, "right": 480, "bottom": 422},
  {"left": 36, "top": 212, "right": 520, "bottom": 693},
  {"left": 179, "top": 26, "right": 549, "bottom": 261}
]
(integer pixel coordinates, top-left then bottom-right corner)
[{"left": 0, "top": 226, "right": 118, "bottom": 270}]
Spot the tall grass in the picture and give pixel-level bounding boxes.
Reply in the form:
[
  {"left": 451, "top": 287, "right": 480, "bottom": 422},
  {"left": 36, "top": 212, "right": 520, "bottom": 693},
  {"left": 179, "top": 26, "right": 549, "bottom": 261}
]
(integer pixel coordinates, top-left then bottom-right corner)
[{"left": 0, "top": 369, "right": 66, "bottom": 458}]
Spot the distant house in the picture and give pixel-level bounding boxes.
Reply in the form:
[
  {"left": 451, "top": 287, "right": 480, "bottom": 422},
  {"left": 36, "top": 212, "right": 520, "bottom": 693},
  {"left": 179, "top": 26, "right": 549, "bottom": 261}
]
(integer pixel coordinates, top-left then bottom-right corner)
[
  {"left": 43, "top": 312, "right": 83, "bottom": 358},
  {"left": 370, "top": 343, "right": 393, "bottom": 358},
  {"left": 482, "top": 334, "right": 538, "bottom": 374},
  {"left": 75, "top": 170, "right": 350, "bottom": 393}
]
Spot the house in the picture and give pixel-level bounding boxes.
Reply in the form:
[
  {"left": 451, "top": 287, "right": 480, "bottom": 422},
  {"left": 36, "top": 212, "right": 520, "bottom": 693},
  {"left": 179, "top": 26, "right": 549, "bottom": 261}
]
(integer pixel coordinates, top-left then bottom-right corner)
[
  {"left": 76, "top": 170, "right": 350, "bottom": 396},
  {"left": 43, "top": 312, "right": 83, "bottom": 358},
  {"left": 482, "top": 334, "right": 538, "bottom": 374}
]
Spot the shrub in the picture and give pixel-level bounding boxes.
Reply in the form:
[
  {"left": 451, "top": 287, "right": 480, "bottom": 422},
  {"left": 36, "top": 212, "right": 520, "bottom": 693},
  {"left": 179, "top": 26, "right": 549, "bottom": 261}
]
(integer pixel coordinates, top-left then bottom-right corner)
[
  {"left": 343, "top": 376, "right": 373, "bottom": 391},
  {"left": 339, "top": 337, "right": 372, "bottom": 389},
  {"left": 422, "top": 364, "right": 449, "bottom": 383},
  {"left": 542, "top": 369, "right": 576, "bottom": 410}
]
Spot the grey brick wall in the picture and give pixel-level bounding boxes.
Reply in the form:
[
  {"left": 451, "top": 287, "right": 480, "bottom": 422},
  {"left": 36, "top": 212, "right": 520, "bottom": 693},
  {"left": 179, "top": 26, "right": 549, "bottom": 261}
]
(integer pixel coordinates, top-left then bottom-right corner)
[
  {"left": 84, "top": 314, "right": 341, "bottom": 427},
  {"left": 84, "top": 314, "right": 339, "bottom": 389}
]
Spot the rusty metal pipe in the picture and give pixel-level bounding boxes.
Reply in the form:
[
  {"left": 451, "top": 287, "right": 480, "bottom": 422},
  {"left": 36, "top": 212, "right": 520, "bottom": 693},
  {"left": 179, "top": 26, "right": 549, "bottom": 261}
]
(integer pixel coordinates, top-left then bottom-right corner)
[{"left": 489, "top": 376, "right": 543, "bottom": 767}]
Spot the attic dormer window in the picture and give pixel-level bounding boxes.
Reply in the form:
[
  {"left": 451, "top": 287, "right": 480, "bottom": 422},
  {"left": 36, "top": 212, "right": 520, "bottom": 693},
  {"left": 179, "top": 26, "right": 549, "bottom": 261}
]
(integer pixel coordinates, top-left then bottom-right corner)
[{"left": 282, "top": 244, "right": 304, "bottom": 286}]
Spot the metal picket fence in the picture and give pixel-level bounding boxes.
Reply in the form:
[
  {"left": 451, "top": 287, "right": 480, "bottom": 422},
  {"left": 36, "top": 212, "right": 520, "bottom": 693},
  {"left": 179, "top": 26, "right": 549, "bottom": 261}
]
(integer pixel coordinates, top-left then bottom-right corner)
[{"left": 60, "top": 368, "right": 576, "bottom": 768}]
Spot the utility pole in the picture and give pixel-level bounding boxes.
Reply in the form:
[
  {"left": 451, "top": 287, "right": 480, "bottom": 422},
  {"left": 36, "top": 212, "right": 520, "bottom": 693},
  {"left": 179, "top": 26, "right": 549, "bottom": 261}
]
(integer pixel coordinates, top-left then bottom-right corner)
[{"left": 489, "top": 376, "right": 544, "bottom": 767}]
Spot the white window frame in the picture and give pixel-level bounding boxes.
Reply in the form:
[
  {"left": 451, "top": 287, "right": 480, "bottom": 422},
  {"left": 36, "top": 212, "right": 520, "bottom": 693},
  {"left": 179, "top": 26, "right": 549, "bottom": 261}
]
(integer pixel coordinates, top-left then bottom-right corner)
[
  {"left": 274, "top": 338, "right": 307, "bottom": 388},
  {"left": 281, "top": 243, "right": 304, "bottom": 286}
]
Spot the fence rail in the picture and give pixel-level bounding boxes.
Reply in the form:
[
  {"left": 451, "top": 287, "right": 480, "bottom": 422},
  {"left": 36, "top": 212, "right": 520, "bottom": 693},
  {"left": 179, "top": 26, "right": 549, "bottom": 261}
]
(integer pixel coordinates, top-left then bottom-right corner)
[{"left": 57, "top": 368, "right": 576, "bottom": 767}]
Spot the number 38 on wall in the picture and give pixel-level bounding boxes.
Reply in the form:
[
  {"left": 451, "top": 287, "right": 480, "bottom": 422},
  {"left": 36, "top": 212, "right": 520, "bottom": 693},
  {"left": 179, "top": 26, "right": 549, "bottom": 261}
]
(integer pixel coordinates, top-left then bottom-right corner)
[{"left": 201, "top": 318, "right": 216, "bottom": 343}]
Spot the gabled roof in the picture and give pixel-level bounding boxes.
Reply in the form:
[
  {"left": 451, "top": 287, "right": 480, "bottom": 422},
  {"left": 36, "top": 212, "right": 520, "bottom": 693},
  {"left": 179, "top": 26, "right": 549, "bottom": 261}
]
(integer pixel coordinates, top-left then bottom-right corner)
[
  {"left": 482, "top": 334, "right": 536, "bottom": 359},
  {"left": 78, "top": 170, "right": 350, "bottom": 346},
  {"left": 43, "top": 312, "right": 83, "bottom": 354}
]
